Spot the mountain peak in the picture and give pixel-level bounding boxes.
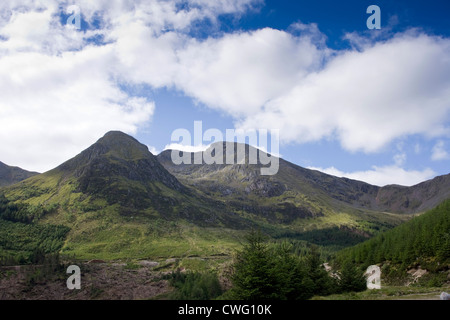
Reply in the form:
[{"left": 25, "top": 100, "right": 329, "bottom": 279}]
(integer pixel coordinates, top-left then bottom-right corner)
[
  {"left": 101, "top": 130, "right": 139, "bottom": 142},
  {"left": 96, "top": 131, "right": 150, "bottom": 158},
  {"left": 54, "top": 131, "right": 185, "bottom": 209},
  {"left": 0, "top": 161, "right": 38, "bottom": 187}
]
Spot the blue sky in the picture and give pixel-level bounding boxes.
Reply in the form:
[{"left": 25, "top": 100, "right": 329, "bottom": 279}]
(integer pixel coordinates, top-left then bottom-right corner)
[
  {"left": 0, "top": 0, "right": 449, "bottom": 186},
  {"left": 135, "top": 0, "right": 450, "bottom": 185}
]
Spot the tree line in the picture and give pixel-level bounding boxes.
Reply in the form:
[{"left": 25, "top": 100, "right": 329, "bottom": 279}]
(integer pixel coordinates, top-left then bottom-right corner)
[
  {"left": 336, "top": 199, "right": 450, "bottom": 269},
  {"left": 228, "top": 230, "right": 366, "bottom": 300},
  {"left": 0, "top": 193, "right": 69, "bottom": 265}
]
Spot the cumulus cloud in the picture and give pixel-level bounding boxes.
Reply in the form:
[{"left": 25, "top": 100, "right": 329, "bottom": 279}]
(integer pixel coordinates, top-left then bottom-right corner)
[
  {"left": 106, "top": 10, "right": 450, "bottom": 156},
  {"left": 147, "top": 145, "right": 160, "bottom": 155},
  {"left": 308, "top": 165, "right": 436, "bottom": 187},
  {"left": 431, "top": 140, "right": 450, "bottom": 161},
  {"left": 164, "top": 143, "right": 210, "bottom": 153},
  {"left": 0, "top": 45, "right": 155, "bottom": 171},
  {"left": 238, "top": 33, "right": 450, "bottom": 152},
  {"left": 0, "top": 0, "right": 260, "bottom": 172},
  {"left": 393, "top": 153, "right": 407, "bottom": 167},
  {"left": 175, "top": 27, "right": 330, "bottom": 115},
  {"left": 0, "top": 0, "right": 449, "bottom": 181},
  {"left": 309, "top": 142, "right": 436, "bottom": 186}
]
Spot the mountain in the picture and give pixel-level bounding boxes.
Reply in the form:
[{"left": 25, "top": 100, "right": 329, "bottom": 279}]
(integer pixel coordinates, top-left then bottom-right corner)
[
  {"left": 56, "top": 131, "right": 184, "bottom": 212},
  {"left": 374, "top": 175, "right": 450, "bottom": 213},
  {"left": 158, "top": 142, "right": 450, "bottom": 216},
  {"left": 157, "top": 142, "right": 404, "bottom": 244},
  {"left": 1, "top": 132, "right": 248, "bottom": 261},
  {"left": 0, "top": 161, "right": 38, "bottom": 187},
  {"left": 1, "top": 132, "right": 449, "bottom": 261},
  {"left": 4, "top": 131, "right": 230, "bottom": 223}
]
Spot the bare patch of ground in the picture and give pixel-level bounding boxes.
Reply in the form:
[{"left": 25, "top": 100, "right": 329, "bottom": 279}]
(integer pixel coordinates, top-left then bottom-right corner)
[
  {"left": 0, "top": 262, "right": 171, "bottom": 300},
  {"left": 406, "top": 267, "right": 428, "bottom": 286}
]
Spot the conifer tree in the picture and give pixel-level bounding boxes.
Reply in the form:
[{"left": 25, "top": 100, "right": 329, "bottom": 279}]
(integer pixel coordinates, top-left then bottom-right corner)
[
  {"left": 231, "top": 230, "right": 277, "bottom": 300},
  {"left": 306, "top": 245, "right": 335, "bottom": 296},
  {"left": 338, "top": 260, "right": 367, "bottom": 293}
]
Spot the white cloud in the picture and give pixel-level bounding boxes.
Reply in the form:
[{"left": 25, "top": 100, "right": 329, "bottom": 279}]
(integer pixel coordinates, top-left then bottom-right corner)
[
  {"left": 308, "top": 165, "right": 436, "bottom": 187},
  {"left": 163, "top": 142, "right": 282, "bottom": 159},
  {"left": 431, "top": 140, "right": 450, "bottom": 161},
  {"left": 108, "top": 15, "right": 450, "bottom": 155},
  {"left": 393, "top": 153, "right": 406, "bottom": 166},
  {"left": 164, "top": 143, "right": 210, "bottom": 153},
  {"left": 252, "top": 145, "right": 282, "bottom": 158},
  {"left": 147, "top": 145, "right": 160, "bottom": 155},
  {"left": 238, "top": 33, "right": 450, "bottom": 152},
  {"left": 0, "top": 0, "right": 449, "bottom": 179},
  {"left": 175, "top": 27, "right": 330, "bottom": 116},
  {"left": 111, "top": 24, "right": 329, "bottom": 115},
  {"left": 0, "top": 46, "right": 155, "bottom": 172},
  {"left": 0, "top": 0, "right": 260, "bottom": 172},
  {"left": 0, "top": 5, "right": 156, "bottom": 172}
]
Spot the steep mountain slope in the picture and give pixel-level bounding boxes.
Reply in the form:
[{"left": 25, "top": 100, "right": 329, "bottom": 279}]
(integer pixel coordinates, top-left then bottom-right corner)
[
  {"left": 56, "top": 131, "right": 184, "bottom": 213},
  {"left": 158, "top": 142, "right": 344, "bottom": 223},
  {"left": 1, "top": 132, "right": 448, "bottom": 261},
  {"left": 374, "top": 175, "right": 450, "bottom": 214},
  {"left": 158, "top": 142, "right": 450, "bottom": 216},
  {"left": 0, "top": 161, "right": 38, "bottom": 187},
  {"left": 0, "top": 132, "right": 249, "bottom": 260},
  {"left": 158, "top": 143, "right": 406, "bottom": 237},
  {"left": 4, "top": 131, "right": 230, "bottom": 224}
]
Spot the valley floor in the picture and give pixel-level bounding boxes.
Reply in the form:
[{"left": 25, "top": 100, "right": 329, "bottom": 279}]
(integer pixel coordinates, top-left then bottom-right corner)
[{"left": 1, "top": 260, "right": 448, "bottom": 300}]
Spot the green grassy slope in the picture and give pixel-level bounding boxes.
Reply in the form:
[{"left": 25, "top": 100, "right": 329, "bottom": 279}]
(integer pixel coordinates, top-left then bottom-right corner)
[
  {"left": 158, "top": 144, "right": 412, "bottom": 238},
  {"left": 0, "top": 133, "right": 251, "bottom": 262},
  {"left": 1, "top": 133, "right": 447, "bottom": 263}
]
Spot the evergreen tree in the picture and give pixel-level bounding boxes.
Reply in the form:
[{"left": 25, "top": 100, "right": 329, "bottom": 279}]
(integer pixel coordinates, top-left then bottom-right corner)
[
  {"left": 338, "top": 260, "right": 367, "bottom": 293},
  {"left": 437, "top": 233, "right": 450, "bottom": 260},
  {"left": 231, "top": 232, "right": 328, "bottom": 300},
  {"left": 272, "top": 242, "right": 314, "bottom": 300},
  {"left": 306, "top": 245, "right": 335, "bottom": 296},
  {"left": 231, "top": 230, "right": 277, "bottom": 300}
]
